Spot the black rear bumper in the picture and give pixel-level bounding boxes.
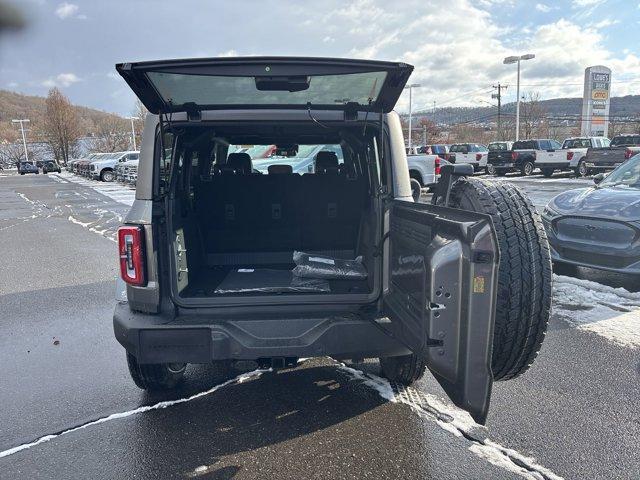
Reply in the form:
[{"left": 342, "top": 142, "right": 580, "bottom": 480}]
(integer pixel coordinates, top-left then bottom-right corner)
[{"left": 113, "top": 303, "right": 409, "bottom": 364}]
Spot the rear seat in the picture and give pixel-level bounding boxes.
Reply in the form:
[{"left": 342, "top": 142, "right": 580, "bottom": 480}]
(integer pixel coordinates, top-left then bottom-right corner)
[{"left": 198, "top": 152, "right": 367, "bottom": 262}]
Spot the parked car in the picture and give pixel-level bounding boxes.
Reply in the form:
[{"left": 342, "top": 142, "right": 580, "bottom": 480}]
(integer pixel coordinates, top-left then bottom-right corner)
[
  {"left": 407, "top": 153, "right": 445, "bottom": 191},
  {"left": 420, "top": 144, "right": 449, "bottom": 158},
  {"left": 485, "top": 141, "right": 514, "bottom": 175},
  {"left": 17, "top": 161, "right": 39, "bottom": 175},
  {"left": 115, "top": 159, "right": 139, "bottom": 184},
  {"left": 561, "top": 137, "right": 610, "bottom": 177},
  {"left": 488, "top": 138, "right": 562, "bottom": 176},
  {"left": 252, "top": 144, "right": 343, "bottom": 174},
  {"left": 446, "top": 143, "right": 488, "bottom": 172},
  {"left": 405, "top": 146, "right": 420, "bottom": 156},
  {"left": 543, "top": 152, "right": 640, "bottom": 274},
  {"left": 42, "top": 161, "right": 61, "bottom": 174},
  {"left": 114, "top": 56, "right": 551, "bottom": 424},
  {"left": 583, "top": 134, "right": 640, "bottom": 173},
  {"left": 90, "top": 151, "right": 139, "bottom": 182}
]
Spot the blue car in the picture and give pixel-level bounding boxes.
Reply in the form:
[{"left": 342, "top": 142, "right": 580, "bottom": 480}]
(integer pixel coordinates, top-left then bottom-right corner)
[
  {"left": 543, "top": 153, "right": 640, "bottom": 274},
  {"left": 18, "top": 161, "right": 39, "bottom": 175}
]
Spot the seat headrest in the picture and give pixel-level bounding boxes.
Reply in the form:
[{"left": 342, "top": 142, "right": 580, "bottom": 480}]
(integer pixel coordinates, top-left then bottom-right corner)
[
  {"left": 268, "top": 164, "right": 293, "bottom": 175},
  {"left": 227, "top": 152, "right": 252, "bottom": 174},
  {"left": 315, "top": 151, "right": 339, "bottom": 174}
]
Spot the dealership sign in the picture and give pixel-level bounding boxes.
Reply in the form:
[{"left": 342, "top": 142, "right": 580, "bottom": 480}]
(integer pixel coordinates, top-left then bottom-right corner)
[{"left": 581, "top": 66, "right": 611, "bottom": 137}]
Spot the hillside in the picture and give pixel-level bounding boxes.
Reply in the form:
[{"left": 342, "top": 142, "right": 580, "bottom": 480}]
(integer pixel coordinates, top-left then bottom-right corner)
[
  {"left": 412, "top": 95, "right": 640, "bottom": 125},
  {"left": 0, "top": 90, "right": 125, "bottom": 142}
]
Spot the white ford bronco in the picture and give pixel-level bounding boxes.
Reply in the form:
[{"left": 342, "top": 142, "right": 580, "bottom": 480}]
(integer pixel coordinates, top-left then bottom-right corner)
[{"left": 113, "top": 57, "right": 551, "bottom": 424}]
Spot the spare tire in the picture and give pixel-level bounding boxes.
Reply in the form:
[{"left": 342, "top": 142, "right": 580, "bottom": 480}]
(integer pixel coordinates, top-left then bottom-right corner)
[{"left": 447, "top": 177, "right": 552, "bottom": 381}]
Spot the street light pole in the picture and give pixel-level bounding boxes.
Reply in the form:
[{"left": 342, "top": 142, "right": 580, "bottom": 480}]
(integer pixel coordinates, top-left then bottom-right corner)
[
  {"left": 404, "top": 83, "right": 422, "bottom": 151},
  {"left": 12, "top": 119, "right": 30, "bottom": 162},
  {"left": 503, "top": 54, "right": 535, "bottom": 141},
  {"left": 128, "top": 117, "right": 139, "bottom": 150}
]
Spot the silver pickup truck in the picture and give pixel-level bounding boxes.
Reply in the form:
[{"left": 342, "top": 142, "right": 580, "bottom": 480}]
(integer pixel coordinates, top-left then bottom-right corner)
[{"left": 584, "top": 134, "right": 640, "bottom": 172}]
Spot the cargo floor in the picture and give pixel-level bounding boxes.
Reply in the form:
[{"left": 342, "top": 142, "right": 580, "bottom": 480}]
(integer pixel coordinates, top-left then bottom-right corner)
[{"left": 180, "top": 265, "right": 370, "bottom": 297}]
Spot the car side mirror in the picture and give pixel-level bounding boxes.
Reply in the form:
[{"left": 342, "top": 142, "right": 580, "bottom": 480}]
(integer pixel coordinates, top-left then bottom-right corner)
[{"left": 593, "top": 173, "right": 605, "bottom": 185}]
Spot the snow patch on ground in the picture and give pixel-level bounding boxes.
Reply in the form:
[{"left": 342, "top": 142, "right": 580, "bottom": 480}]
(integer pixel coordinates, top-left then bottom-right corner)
[
  {"left": 0, "top": 369, "right": 266, "bottom": 459},
  {"left": 335, "top": 363, "right": 562, "bottom": 480},
  {"left": 553, "top": 275, "right": 640, "bottom": 348},
  {"left": 52, "top": 172, "right": 135, "bottom": 206}
]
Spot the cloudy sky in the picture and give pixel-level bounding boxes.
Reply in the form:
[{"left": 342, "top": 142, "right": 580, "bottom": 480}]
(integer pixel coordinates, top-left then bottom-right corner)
[{"left": 1, "top": 0, "right": 638, "bottom": 116}]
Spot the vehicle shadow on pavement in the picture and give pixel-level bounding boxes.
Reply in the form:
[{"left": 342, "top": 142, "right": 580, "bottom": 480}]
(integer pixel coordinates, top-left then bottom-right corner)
[{"left": 122, "top": 361, "right": 391, "bottom": 478}]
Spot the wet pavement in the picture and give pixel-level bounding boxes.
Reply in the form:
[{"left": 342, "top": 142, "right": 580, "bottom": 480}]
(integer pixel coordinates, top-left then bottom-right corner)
[{"left": 1, "top": 171, "right": 638, "bottom": 479}]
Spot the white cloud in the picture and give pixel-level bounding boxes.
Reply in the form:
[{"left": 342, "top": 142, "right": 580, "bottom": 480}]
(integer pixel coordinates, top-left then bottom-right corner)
[
  {"left": 305, "top": 0, "right": 640, "bottom": 112},
  {"left": 55, "top": 2, "right": 86, "bottom": 20},
  {"left": 535, "top": 3, "right": 551, "bottom": 12},
  {"left": 42, "top": 72, "right": 81, "bottom": 88},
  {"left": 572, "top": 0, "right": 603, "bottom": 6},
  {"left": 588, "top": 18, "right": 620, "bottom": 28},
  {"left": 217, "top": 49, "right": 238, "bottom": 57}
]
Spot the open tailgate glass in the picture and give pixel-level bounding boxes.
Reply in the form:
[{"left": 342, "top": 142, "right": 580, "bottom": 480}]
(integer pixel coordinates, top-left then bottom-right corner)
[{"left": 116, "top": 57, "right": 413, "bottom": 114}]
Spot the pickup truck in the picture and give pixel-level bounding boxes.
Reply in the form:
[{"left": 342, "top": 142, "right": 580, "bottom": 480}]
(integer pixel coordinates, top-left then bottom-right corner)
[
  {"left": 487, "top": 138, "right": 562, "bottom": 176},
  {"left": 89, "top": 151, "right": 139, "bottom": 182},
  {"left": 446, "top": 143, "right": 488, "bottom": 172},
  {"left": 407, "top": 153, "right": 444, "bottom": 188},
  {"left": 485, "top": 141, "right": 513, "bottom": 175},
  {"left": 583, "top": 134, "right": 640, "bottom": 173},
  {"left": 561, "top": 137, "right": 610, "bottom": 177}
]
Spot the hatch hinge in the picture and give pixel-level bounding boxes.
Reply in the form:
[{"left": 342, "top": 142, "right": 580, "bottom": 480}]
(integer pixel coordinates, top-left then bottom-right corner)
[{"left": 184, "top": 102, "right": 202, "bottom": 122}]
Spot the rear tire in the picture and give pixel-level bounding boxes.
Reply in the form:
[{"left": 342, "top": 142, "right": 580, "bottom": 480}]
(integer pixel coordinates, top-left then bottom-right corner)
[
  {"left": 410, "top": 178, "right": 422, "bottom": 202},
  {"left": 541, "top": 168, "right": 554, "bottom": 178},
  {"left": 486, "top": 164, "right": 495, "bottom": 175},
  {"left": 379, "top": 354, "right": 427, "bottom": 386},
  {"left": 575, "top": 160, "right": 588, "bottom": 178},
  {"left": 126, "top": 352, "right": 186, "bottom": 391},
  {"left": 448, "top": 178, "right": 552, "bottom": 381},
  {"left": 100, "top": 169, "right": 114, "bottom": 182},
  {"left": 520, "top": 161, "right": 534, "bottom": 176}
]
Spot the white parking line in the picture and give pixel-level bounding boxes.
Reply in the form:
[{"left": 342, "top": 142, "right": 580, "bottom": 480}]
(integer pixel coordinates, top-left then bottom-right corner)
[{"left": 0, "top": 369, "right": 266, "bottom": 459}]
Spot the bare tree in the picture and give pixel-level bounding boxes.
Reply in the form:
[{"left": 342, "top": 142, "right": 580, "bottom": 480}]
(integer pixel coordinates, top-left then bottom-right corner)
[
  {"left": 88, "top": 115, "right": 131, "bottom": 152},
  {"left": 0, "top": 142, "right": 46, "bottom": 167},
  {"left": 519, "top": 92, "right": 546, "bottom": 140},
  {"left": 131, "top": 99, "right": 147, "bottom": 149},
  {"left": 42, "top": 88, "right": 81, "bottom": 165}
]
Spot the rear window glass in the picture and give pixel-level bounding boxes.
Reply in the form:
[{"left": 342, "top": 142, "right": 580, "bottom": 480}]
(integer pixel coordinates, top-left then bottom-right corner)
[
  {"left": 488, "top": 142, "right": 509, "bottom": 151},
  {"left": 562, "top": 138, "right": 591, "bottom": 149},
  {"left": 449, "top": 144, "right": 468, "bottom": 153},
  {"left": 611, "top": 136, "right": 640, "bottom": 147},
  {"left": 513, "top": 140, "right": 536, "bottom": 150},
  {"left": 146, "top": 71, "right": 387, "bottom": 108},
  {"left": 242, "top": 144, "right": 343, "bottom": 174}
]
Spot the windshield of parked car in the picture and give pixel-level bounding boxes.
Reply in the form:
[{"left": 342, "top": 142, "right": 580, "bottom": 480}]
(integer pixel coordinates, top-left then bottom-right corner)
[
  {"left": 449, "top": 144, "right": 468, "bottom": 152},
  {"left": 488, "top": 142, "right": 508, "bottom": 151},
  {"left": 513, "top": 140, "right": 536, "bottom": 150},
  {"left": 600, "top": 154, "right": 640, "bottom": 188},
  {"left": 562, "top": 139, "right": 591, "bottom": 149},
  {"left": 611, "top": 135, "right": 640, "bottom": 147}
]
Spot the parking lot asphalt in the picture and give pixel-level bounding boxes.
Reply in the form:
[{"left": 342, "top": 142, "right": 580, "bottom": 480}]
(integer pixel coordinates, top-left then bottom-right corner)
[{"left": 1, "top": 171, "right": 638, "bottom": 479}]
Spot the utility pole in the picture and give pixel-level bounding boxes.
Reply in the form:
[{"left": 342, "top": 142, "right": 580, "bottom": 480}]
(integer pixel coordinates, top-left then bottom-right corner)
[
  {"left": 127, "top": 116, "right": 139, "bottom": 150},
  {"left": 404, "top": 83, "right": 422, "bottom": 150},
  {"left": 12, "top": 119, "right": 30, "bottom": 162},
  {"left": 491, "top": 83, "right": 507, "bottom": 140},
  {"left": 422, "top": 125, "right": 427, "bottom": 146}
]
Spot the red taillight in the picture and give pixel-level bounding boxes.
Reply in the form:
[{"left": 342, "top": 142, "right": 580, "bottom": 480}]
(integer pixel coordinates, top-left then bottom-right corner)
[
  {"left": 476, "top": 153, "right": 482, "bottom": 161},
  {"left": 118, "top": 226, "right": 146, "bottom": 286},
  {"left": 625, "top": 148, "right": 632, "bottom": 160},
  {"left": 511, "top": 151, "right": 519, "bottom": 161},
  {"left": 435, "top": 156, "right": 441, "bottom": 175},
  {"left": 567, "top": 151, "right": 574, "bottom": 161}
]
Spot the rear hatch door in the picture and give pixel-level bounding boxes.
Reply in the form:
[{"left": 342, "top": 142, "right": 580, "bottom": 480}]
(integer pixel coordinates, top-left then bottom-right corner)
[
  {"left": 381, "top": 201, "right": 499, "bottom": 424},
  {"left": 116, "top": 57, "right": 413, "bottom": 114}
]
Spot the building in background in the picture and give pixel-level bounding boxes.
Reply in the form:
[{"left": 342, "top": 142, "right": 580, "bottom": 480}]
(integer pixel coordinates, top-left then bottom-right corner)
[{"left": 581, "top": 65, "right": 611, "bottom": 137}]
